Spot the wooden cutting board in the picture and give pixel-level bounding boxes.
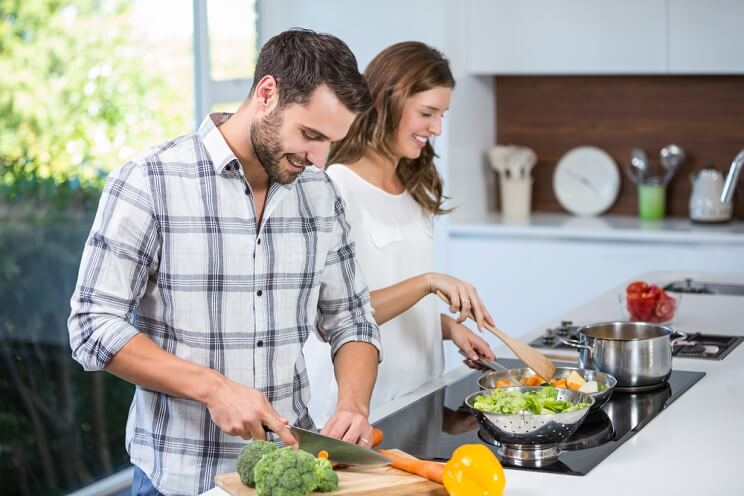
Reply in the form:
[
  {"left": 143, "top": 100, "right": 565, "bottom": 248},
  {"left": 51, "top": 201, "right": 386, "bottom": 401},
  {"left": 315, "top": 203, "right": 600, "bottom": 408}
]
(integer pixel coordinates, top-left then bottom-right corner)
[{"left": 214, "top": 449, "right": 447, "bottom": 496}]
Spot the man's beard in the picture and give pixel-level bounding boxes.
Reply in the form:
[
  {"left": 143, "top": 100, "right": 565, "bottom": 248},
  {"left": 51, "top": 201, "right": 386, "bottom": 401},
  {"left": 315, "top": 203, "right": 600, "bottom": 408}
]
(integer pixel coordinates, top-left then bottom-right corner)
[{"left": 250, "top": 108, "right": 307, "bottom": 185}]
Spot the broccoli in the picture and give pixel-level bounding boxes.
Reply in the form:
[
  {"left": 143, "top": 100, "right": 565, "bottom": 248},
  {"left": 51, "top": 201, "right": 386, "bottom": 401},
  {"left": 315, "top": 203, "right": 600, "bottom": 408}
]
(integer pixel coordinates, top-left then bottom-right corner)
[
  {"left": 236, "top": 440, "right": 279, "bottom": 487},
  {"left": 254, "top": 446, "right": 317, "bottom": 496},
  {"left": 313, "top": 457, "right": 339, "bottom": 493}
]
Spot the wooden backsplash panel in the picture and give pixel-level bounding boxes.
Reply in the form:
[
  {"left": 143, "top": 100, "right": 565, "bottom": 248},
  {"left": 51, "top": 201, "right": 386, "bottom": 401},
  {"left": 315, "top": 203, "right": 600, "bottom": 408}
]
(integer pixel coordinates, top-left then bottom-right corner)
[{"left": 494, "top": 76, "right": 744, "bottom": 217}]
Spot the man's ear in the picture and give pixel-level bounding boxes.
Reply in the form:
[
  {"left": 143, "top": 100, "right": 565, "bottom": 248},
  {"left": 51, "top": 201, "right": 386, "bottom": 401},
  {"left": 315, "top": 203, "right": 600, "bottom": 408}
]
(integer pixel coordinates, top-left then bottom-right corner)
[{"left": 253, "top": 75, "right": 279, "bottom": 111}]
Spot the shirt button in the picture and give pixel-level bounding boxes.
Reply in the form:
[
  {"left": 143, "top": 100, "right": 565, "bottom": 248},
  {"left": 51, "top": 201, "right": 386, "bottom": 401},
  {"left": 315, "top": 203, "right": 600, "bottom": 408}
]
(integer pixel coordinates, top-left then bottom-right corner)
[
  {"left": 256, "top": 340, "right": 264, "bottom": 348},
  {"left": 257, "top": 290, "right": 263, "bottom": 297}
]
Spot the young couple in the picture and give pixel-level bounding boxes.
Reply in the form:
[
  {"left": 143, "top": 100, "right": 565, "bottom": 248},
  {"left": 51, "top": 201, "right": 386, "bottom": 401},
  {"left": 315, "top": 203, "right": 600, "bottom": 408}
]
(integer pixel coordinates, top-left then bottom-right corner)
[{"left": 68, "top": 28, "right": 495, "bottom": 495}]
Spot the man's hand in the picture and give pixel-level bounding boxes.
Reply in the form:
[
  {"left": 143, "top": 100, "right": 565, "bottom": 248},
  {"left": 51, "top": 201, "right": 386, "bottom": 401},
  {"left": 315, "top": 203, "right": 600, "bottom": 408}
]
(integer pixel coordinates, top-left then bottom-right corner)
[
  {"left": 320, "top": 408, "right": 374, "bottom": 447},
  {"left": 204, "top": 376, "right": 298, "bottom": 448}
]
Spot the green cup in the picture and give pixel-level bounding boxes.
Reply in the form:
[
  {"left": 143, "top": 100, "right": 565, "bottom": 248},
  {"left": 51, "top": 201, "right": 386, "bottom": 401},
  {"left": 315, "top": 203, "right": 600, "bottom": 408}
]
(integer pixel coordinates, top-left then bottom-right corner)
[{"left": 638, "top": 183, "right": 665, "bottom": 220}]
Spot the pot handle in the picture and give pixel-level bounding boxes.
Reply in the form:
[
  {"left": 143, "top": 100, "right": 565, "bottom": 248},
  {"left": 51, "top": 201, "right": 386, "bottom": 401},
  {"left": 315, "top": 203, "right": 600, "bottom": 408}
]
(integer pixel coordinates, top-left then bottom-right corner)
[
  {"left": 560, "top": 338, "right": 593, "bottom": 356},
  {"left": 671, "top": 330, "right": 688, "bottom": 346}
]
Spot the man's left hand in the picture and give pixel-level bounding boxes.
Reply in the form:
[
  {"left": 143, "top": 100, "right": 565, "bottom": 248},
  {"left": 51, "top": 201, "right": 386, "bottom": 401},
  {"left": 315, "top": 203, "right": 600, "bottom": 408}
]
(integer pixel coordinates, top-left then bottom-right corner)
[{"left": 320, "top": 408, "right": 374, "bottom": 447}]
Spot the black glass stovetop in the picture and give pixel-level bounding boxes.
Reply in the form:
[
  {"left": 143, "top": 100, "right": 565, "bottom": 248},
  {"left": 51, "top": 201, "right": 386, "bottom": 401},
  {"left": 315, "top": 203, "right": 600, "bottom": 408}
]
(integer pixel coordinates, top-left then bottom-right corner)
[{"left": 373, "top": 359, "right": 705, "bottom": 476}]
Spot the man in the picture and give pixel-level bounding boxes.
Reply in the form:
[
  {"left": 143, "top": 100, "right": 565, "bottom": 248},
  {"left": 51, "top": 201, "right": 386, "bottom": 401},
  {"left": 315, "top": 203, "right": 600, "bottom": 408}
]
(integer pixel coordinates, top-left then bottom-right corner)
[{"left": 68, "top": 29, "right": 381, "bottom": 495}]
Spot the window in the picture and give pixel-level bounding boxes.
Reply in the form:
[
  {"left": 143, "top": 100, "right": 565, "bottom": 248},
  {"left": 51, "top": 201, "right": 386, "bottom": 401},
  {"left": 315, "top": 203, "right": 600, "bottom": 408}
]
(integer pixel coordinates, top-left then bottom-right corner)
[
  {"left": 194, "top": 0, "right": 259, "bottom": 125},
  {"left": 0, "top": 2, "right": 258, "bottom": 495}
]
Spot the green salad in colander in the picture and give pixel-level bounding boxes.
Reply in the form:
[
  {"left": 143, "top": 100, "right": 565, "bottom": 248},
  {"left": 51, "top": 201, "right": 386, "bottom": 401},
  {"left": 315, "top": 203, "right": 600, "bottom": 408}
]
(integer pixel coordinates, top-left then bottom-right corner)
[{"left": 473, "top": 386, "right": 589, "bottom": 415}]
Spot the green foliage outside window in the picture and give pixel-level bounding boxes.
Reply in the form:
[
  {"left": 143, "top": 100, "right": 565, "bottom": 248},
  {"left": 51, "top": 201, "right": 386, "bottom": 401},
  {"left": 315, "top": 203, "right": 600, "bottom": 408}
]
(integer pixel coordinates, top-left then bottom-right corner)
[
  {"left": 0, "top": 0, "right": 188, "bottom": 211},
  {"left": 1, "top": 1, "right": 191, "bottom": 494}
]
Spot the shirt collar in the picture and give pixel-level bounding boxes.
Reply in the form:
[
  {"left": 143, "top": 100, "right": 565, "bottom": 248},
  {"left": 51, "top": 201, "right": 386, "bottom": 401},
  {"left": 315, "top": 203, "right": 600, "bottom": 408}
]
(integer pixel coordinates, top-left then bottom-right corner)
[{"left": 198, "top": 113, "right": 241, "bottom": 174}]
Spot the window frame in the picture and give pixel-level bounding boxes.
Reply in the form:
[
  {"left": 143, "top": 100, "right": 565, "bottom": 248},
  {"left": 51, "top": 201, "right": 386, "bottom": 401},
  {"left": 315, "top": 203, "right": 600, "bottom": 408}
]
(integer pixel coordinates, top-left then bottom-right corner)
[{"left": 192, "top": 0, "right": 260, "bottom": 127}]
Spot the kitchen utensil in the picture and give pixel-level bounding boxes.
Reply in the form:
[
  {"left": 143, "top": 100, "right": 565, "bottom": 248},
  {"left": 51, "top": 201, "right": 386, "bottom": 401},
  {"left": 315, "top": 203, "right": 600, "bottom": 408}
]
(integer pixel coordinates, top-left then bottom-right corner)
[
  {"left": 214, "top": 449, "right": 447, "bottom": 496},
  {"left": 553, "top": 146, "right": 620, "bottom": 216},
  {"left": 689, "top": 167, "right": 733, "bottom": 222},
  {"left": 465, "top": 386, "right": 593, "bottom": 463},
  {"left": 436, "top": 290, "right": 556, "bottom": 380},
  {"left": 458, "top": 349, "right": 506, "bottom": 371},
  {"left": 659, "top": 144, "right": 685, "bottom": 185},
  {"left": 477, "top": 367, "right": 616, "bottom": 411},
  {"left": 721, "top": 149, "right": 744, "bottom": 203},
  {"left": 287, "top": 426, "right": 391, "bottom": 466},
  {"left": 488, "top": 145, "right": 537, "bottom": 218},
  {"left": 561, "top": 321, "right": 687, "bottom": 391},
  {"left": 628, "top": 147, "right": 649, "bottom": 184}
]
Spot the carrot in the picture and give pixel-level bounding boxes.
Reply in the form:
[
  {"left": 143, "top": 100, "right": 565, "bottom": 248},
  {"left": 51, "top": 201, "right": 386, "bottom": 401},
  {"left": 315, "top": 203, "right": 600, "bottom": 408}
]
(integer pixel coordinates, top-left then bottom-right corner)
[
  {"left": 371, "top": 428, "right": 384, "bottom": 448},
  {"left": 378, "top": 449, "right": 445, "bottom": 484},
  {"left": 522, "top": 375, "right": 544, "bottom": 386},
  {"left": 495, "top": 378, "right": 511, "bottom": 388},
  {"left": 317, "top": 450, "right": 329, "bottom": 459}
]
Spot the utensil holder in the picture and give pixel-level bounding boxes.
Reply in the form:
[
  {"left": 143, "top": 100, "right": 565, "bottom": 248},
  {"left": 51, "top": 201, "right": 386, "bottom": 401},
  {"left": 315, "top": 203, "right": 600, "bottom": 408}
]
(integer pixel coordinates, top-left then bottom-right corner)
[
  {"left": 500, "top": 177, "right": 533, "bottom": 218},
  {"left": 638, "top": 183, "right": 665, "bottom": 220}
]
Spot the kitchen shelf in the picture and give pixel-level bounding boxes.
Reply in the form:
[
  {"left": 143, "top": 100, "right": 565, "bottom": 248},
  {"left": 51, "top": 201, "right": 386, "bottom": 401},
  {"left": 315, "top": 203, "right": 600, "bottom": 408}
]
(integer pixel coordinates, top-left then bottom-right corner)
[{"left": 448, "top": 212, "right": 744, "bottom": 244}]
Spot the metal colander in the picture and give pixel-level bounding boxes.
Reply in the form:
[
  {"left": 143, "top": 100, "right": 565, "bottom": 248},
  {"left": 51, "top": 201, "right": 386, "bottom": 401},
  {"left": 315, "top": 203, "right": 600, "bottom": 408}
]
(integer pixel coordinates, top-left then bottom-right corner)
[{"left": 465, "top": 386, "right": 594, "bottom": 446}]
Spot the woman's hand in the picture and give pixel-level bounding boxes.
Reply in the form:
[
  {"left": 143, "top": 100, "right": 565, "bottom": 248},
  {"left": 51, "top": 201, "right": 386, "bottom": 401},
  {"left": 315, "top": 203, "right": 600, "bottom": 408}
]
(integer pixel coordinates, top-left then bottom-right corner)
[
  {"left": 426, "top": 273, "right": 494, "bottom": 331},
  {"left": 442, "top": 315, "right": 496, "bottom": 369}
]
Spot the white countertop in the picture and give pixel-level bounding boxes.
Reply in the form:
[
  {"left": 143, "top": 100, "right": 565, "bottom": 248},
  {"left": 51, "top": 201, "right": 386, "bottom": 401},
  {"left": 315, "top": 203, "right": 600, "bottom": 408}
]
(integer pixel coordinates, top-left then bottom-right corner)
[
  {"left": 449, "top": 212, "right": 744, "bottom": 244},
  {"left": 474, "top": 270, "right": 744, "bottom": 496},
  {"left": 205, "top": 270, "right": 744, "bottom": 496}
]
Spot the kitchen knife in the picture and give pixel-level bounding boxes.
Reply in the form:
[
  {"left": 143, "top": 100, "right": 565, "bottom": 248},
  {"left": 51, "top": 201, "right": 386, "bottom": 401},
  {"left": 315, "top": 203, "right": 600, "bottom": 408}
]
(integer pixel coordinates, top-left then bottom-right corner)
[{"left": 287, "top": 426, "right": 392, "bottom": 466}]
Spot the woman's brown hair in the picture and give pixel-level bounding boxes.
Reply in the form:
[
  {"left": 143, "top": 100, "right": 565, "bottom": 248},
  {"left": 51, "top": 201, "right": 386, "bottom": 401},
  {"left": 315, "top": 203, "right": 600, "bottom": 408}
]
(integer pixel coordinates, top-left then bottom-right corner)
[{"left": 328, "top": 41, "right": 455, "bottom": 215}]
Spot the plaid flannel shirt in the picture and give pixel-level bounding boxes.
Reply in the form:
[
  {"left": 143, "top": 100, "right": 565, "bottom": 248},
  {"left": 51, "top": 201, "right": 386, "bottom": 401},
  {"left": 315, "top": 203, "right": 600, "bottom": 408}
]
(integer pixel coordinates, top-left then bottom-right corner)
[{"left": 68, "top": 113, "right": 381, "bottom": 495}]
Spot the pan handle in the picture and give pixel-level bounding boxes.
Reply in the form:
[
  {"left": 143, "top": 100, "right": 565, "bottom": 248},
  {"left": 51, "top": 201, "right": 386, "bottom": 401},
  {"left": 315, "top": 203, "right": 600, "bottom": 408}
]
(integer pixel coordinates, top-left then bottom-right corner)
[
  {"left": 458, "top": 349, "right": 507, "bottom": 371},
  {"left": 560, "top": 338, "right": 593, "bottom": 357},
  {"left": 670, "top": 330, "right": 688, "bottom": 346}
]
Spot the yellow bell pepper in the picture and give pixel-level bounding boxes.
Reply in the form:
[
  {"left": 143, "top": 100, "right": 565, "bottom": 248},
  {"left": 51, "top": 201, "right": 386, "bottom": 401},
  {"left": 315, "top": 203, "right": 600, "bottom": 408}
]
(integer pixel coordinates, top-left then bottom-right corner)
[{"left": 442, "top": 444, "right": 505, "bottom": 496}]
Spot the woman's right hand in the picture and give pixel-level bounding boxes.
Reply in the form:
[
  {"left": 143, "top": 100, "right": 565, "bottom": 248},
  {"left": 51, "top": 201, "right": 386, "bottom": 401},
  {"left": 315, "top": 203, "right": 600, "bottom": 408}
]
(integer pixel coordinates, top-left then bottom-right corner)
[{"left": 425, "top": 273, "right": 494, "bottom": 331}]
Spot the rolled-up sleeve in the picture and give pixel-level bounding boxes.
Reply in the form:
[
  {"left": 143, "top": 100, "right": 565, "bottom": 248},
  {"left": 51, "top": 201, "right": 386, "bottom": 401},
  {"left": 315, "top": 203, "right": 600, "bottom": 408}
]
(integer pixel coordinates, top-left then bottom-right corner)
[
  {"left": 317, "top": 194, "right": 382, "bottom": 362},
  {"left": 68, "top": 161, "right": 160, "bottom": 371}
]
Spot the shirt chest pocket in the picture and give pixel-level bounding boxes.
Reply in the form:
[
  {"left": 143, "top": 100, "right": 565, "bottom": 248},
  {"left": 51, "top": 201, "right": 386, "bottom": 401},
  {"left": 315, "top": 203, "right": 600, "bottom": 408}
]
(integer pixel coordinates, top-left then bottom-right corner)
[{"left": 273, "top": 218, "right": 333, "bottom": 282}]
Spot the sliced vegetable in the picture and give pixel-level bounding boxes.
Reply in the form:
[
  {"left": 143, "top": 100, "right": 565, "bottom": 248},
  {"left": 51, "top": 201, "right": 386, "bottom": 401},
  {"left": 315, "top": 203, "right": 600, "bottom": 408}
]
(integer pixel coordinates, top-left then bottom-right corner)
[
  {"left": 566, "top": 370, "right": 586, "bottom": 391},
  {"left": 626, "top": 280, "right": 678, "bottom": 323},
  {"left": 473, "top": 387, "right": 589, "bottom": 415},
  {"left": 578, "top": 381, "right": 598, "bottom": 393}
]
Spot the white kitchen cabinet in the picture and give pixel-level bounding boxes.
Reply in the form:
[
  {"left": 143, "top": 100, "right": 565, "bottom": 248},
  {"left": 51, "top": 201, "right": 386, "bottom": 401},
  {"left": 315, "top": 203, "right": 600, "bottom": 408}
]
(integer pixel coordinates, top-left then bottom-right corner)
[
  {"left": 466, "top": 0, "right": 667, "bottom": 74},
  {"left": 668, "top": 0, "right": 744, "bottom": 73},
  {"left": 442, "top": 233, "right": 742, "bottom": 369}
]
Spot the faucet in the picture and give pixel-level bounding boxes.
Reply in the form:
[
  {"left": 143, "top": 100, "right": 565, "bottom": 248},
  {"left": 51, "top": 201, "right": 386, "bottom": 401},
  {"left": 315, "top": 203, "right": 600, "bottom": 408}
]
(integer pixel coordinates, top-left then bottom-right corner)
[{"left": 721, "top": 149, "right": 744, "bottom": 203}]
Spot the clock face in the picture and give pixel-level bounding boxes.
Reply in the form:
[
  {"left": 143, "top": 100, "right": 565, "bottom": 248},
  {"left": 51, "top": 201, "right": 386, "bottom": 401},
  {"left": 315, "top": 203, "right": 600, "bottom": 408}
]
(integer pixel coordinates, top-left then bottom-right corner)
[{"left": 553, "top": 146, "right": 620, "bottom": 216}]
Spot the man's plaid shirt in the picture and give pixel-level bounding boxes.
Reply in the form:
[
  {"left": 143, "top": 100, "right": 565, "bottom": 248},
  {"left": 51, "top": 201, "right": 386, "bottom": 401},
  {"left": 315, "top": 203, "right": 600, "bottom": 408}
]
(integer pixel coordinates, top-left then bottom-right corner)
[{"left": 68, "top": 113, "right": 381, "bottom": 495}]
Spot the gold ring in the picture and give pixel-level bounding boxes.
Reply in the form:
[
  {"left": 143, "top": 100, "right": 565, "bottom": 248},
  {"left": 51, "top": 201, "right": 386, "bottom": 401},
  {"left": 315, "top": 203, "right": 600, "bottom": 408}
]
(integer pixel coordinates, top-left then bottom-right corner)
[{"left": 462, "top": 299, "right": 471, "bottom": 304}]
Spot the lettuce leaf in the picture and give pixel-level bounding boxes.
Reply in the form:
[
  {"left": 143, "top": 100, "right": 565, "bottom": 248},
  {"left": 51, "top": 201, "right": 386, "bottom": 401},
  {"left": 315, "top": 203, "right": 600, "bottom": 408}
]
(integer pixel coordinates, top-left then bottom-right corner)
[{"left": 473, "top": 387, "right": 589, "bottom": 415}]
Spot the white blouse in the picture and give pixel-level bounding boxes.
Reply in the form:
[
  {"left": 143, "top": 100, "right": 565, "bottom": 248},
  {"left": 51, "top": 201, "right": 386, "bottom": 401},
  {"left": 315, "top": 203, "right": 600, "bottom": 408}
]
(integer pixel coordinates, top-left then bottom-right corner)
[{"left": 304, "top": 164, "right": 443, "bottom": 427}]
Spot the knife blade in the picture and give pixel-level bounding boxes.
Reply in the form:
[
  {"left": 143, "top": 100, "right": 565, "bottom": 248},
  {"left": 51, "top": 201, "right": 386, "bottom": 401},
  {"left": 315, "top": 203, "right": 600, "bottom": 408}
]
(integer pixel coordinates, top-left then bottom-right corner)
[{"left": 287, "top": 426, "right": 392, "bottom": 466}]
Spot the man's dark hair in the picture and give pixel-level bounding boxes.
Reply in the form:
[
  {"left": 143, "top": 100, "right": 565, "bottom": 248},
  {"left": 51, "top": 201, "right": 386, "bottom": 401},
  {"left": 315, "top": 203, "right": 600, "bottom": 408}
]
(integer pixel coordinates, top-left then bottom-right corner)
[{"left": 250, "top": 28, "right": 371, "bottom": 113}]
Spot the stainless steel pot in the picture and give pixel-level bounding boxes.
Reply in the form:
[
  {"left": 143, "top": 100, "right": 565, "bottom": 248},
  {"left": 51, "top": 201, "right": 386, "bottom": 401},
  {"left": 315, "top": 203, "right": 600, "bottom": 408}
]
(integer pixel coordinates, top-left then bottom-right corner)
[{"left": 561, "top": 321, "right": 686, "bottom": 390}]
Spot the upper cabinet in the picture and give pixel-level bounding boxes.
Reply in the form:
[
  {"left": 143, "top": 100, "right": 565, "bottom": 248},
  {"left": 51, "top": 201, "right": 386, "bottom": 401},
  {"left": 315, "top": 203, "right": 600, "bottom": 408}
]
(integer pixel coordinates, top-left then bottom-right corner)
[
  {"left": 466, "top": 0, "right": 744, "bottom": 75},
  {"left": 467, "top": 0, "right": 667, "bottom": 74},
  {"left": 668, "top": 0, "right": 744, "bottom": 74}
]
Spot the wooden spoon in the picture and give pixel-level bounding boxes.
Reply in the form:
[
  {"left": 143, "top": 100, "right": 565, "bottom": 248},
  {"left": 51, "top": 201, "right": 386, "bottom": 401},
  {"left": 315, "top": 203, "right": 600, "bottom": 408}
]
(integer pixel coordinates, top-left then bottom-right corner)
[{"left": 435, "top": 290, "right": 556, "bottom": 380}]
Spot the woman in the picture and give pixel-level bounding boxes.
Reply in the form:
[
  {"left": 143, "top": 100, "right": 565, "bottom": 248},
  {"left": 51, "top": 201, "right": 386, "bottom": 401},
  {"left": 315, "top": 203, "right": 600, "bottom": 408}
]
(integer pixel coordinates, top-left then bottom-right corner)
[{"left": 305, "top": 41, "right": 496, "bottom": 427}]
